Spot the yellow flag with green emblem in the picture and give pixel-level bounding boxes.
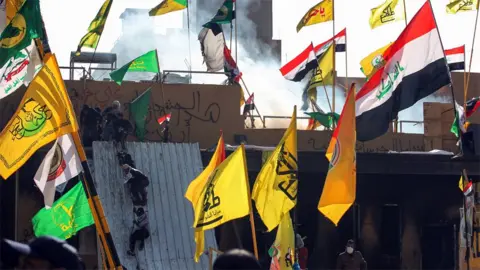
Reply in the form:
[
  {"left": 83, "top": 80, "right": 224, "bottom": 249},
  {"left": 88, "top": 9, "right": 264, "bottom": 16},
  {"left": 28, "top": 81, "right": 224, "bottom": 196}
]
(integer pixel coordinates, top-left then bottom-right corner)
[
  {"left": 76, "top": 0, "right": 113, "bottom": 54},
  {"left": 360, "top": 42, "right": 392, "bottom": 80},
  {"left": 0, "top": 54, "right": 78, "bottom": 180},
  {"left": 149, "top": 0, "right": 188, "bottom": 16}
]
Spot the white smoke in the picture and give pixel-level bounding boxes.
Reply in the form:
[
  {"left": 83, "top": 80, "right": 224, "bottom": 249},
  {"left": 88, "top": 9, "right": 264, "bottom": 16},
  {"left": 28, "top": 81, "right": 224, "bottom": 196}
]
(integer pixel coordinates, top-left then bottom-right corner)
[{"left": 89, "top": 0, "right": 312, "bottom": 129}]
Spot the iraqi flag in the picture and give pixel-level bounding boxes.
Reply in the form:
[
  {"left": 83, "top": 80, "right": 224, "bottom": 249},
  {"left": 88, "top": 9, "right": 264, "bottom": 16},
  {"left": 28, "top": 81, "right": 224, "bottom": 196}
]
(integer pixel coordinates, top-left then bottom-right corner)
[
  {"left": 280, "top": 43, "right": 317, "bottom": 81},
  {"left": 314, "top": 28, "right": 347, "bottom": 57},
  {"left": 34, "top": 134, "right": 83, "bottom": 208},
  {"left": 445, "top": 45, "right": 465, "bottom": 71},
  {"left": 355, "top": 1, "right": 451, "bottom": 141},
  {"left": 466, "top": 96, "right": 480, "bottom": 118},
  {"left": 157, "top": 113, "right": 171, "bottom": 125}
]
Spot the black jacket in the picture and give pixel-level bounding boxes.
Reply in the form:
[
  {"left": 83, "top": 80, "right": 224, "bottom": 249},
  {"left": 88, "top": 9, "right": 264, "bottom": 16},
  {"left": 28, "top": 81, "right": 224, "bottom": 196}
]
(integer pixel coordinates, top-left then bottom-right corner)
[{"left": 336, "top": 251, "right": 367, "bottom": 270}]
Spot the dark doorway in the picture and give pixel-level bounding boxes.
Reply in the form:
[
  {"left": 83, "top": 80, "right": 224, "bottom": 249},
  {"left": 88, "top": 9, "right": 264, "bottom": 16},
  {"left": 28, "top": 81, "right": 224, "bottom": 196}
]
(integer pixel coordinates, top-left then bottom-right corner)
[{"left": 421, "top": 224, "right": 455, "bottom": 270}]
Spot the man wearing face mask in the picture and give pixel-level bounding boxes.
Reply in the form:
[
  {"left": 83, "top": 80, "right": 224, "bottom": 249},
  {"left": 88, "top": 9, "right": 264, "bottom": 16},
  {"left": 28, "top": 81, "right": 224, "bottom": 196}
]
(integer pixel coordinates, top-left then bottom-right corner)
[{"left": 336, "top": 240, "right": 367, "bottom": 270}]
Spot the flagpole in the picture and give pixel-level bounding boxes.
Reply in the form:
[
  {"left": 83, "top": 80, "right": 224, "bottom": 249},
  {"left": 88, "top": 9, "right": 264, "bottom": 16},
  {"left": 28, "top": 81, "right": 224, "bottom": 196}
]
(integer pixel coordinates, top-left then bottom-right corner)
[
  {"left": 187, "top": 0, "right": 193, "bottom": 83},
  {"left": 426, "top": 0, "right": 463, "bottom": 153},
  {"left": 402, "top": 0, "right": 408, "bottom": 26},
  {"left": 241, "top": 144, "right": 259, "bottom": 260},
  {"left": 72, "top": 132, "right": 123, "bottom": 269},
  {"left": 235, "top": 0, "right": 238, "bottom": 63},
  {"left": 332, "top": 0, "right": 336, "bottom": 115},
  {"left": 465, "top": 0, "right": 479, "bottom": 104},
  {"left": 462, "top": 169, "right": 471, "bottom": 270},
  {"left": 464, "top": 44, "right": 467, "bottom": 112},
  {"left": 344, "top": 30, "right": 348, "bottom": 101}
]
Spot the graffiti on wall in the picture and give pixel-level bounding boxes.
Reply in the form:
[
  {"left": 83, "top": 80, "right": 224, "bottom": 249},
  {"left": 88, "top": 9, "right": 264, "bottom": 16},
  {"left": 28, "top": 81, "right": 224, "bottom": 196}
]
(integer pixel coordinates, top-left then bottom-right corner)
[
  {"left": 307, "top": 137, "right": 425, "bottom": 153},
  {"left": 68, "top": 83, "right": 223, "bottom": 143}
]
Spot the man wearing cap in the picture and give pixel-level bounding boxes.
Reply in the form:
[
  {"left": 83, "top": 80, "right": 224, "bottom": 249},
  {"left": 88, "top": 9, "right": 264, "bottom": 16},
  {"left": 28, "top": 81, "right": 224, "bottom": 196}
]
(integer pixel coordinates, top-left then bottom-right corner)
[
  {"left": 122, "top": 164, "right": 149, "bottom": 206},
  {"left": 1, "top": 236, "right": 84, "bottom": 269},
  {"left": 336, "top": 239, "right": 367, "bottom": 270}
]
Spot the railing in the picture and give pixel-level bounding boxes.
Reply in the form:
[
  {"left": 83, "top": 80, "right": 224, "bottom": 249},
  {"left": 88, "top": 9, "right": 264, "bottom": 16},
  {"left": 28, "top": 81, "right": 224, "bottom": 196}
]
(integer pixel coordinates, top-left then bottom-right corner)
[{"left": 58, "top": 66, "right": 425, "bottom": 134}]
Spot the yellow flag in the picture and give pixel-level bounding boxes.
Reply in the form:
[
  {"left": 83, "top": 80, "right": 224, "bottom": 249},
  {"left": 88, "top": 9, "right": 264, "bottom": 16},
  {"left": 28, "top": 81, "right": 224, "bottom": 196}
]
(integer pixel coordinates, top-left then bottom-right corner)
[
  {"left": 360, "top": 42, "right": 392, "bottom": 80},
  {"left": 269, "top": 214, "right": 295, "bottom": 270},
  {"left": 369, "top": 0, "right": 405, "bottom": 29},
  {"left": 252, "top": 107, "right": 298, "bottom": 232},
  {"left": 459, "top": 175, "right": 465, "bottom": 191},
  {"left": 0, "top": 54, "right": 78, "bottom": 180},
  {"left": 296, "top": 0, "right": 333, "bottom": 33},
  {"left": 76, "top": 0, "right": 113, "bottom": 54},
  {"left": 185, "top": 133, "right": 225, "bottom": 262},
  {"left": 6, "top": 0, "right": 24, "bottom": 24},
  {"left": 306, "top": 42, "right": 335, "bottom": 104},
  {"left": 446, "top": 0, "right": 478, "bottom": 14},
  {"left": 193, "top": 144, "right": 250, "bottom": 231},
  {"left": 318, "top": 84, "right": 356, "bottom": 226}
]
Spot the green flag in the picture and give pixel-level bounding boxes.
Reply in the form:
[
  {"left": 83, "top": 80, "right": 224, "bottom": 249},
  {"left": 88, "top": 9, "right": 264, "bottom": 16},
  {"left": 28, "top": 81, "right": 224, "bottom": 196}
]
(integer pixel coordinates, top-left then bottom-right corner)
[
  {"left": 450, "top": 101, "right": 466, "bottom": 138},
  {"left": 203, "top": 0, "right": 235, "bottom": 26},
  {"left": 0, "top": 0, "right": 44, "bottom": 68},
  {"left": 110, "top": 50, "right": 159, "bottom": 85},
  {"left": 149, "top": 0, "right": 188, "bottom": 16},
  {"left": 32, "top": 182, "right": 94, "bottom": 240},
  {"left": 305, "top": 112, "right": 340, "bottom": 129},
  {"left": 130, "top": 88, "right": 152, "bottom": 141},
  {"left": 76, "top": 0, "right": 113, "bottom": 54}
]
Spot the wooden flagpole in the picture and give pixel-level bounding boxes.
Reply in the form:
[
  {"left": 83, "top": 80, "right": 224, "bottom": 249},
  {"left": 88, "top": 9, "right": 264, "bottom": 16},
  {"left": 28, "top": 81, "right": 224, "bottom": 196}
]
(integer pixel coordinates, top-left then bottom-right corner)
[
  {"left": 402, "top": 0, "right": 408, "bottom": 26},
  {"left": 241, "top": 144, "right": 259, "bottom": 260}
]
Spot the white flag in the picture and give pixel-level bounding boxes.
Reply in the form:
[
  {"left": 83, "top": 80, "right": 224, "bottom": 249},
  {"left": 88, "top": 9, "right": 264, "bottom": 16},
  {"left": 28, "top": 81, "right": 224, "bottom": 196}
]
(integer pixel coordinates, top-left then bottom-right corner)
[
  {"left": 34, "top": 134, "right": 83, "bottom": 208},
  {"left": 0, "top": 40, "right": 42, "bottom": 100},
  {"left": 198, "top": 25, "right": 225, "bottom": 72}
]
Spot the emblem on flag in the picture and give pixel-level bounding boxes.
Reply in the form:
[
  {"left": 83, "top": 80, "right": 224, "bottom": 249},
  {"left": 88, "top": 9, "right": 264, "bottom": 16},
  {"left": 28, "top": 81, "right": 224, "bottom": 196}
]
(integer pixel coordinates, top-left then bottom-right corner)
[{"left": 10, "top": 98, "right": 52, "bottom": 140}]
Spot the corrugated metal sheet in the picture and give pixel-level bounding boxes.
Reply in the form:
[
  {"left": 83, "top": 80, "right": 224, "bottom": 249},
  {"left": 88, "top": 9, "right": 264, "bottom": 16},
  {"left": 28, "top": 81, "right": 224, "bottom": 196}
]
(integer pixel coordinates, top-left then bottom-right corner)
[{"left": 92, "top": 141, "right": 217, "bottom": 270}]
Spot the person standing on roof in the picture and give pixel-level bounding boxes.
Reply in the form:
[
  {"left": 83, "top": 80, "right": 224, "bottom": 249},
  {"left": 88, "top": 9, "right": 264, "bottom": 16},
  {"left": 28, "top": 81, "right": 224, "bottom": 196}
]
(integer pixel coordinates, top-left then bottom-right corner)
[{"left": 102, "top": 100, "right": 123, "bottom": 141}]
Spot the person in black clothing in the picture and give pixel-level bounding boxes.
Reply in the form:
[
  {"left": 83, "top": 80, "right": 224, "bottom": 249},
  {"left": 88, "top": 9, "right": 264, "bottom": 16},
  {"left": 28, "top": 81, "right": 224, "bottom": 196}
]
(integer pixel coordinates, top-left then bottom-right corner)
[
  {"left": 122, "top": 164, "right": 149, "bottom": 206},
  {"left": 162, "top": 119, "right": 170, "bottom": 143},
  {"left": 102, "top": 100, "right": 123, "bottom": 141},
  {"left": 336, "top": 240, "right": 367, "bottom": 270},
  {"left": 127, "top": 207, "right": 150, "bottom": 256},
  {"left": 80, "top": 105, "right": 102, "bottom": 147}
]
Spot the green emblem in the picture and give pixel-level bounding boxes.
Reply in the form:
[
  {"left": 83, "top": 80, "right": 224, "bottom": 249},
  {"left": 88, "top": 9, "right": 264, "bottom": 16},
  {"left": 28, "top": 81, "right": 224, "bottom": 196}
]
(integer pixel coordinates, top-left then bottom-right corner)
[
  {"left": 377, "top": 61, "right": 404, "bottom": 100},
  {"left": 9, "top": 98, "right": 52, "bottom": 140}
]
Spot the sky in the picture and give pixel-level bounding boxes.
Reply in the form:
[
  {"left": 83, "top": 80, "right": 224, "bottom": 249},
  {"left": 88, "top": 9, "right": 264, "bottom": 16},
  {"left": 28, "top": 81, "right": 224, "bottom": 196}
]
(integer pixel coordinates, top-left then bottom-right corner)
[
  {"left": 22, "top": 0, "right": 479, "bottom": 78},
  {"left": 1, "top": 0, "right": 475, "bottom": 131}
]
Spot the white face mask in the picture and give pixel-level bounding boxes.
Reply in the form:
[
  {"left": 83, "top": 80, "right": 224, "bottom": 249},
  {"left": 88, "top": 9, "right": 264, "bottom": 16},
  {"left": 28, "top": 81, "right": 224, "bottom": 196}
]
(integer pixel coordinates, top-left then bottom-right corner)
[{"left": 346, "top": 247, "right": 354, "bottom": 254}]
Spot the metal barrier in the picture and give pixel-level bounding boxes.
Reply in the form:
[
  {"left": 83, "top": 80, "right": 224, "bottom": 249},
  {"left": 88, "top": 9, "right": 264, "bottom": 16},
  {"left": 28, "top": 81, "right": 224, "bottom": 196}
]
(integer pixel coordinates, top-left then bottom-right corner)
[{"left": 59, "top": 66, "right": 87, "bottom": 80}]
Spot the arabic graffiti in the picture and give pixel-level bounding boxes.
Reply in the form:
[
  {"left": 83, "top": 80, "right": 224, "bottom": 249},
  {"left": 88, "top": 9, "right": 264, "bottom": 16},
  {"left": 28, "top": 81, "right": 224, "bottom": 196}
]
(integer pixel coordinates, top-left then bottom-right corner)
[
  {"left": 307, "top": 137, "right": 425, "bottom": 153},
  {"left": 69, "top": 83, "right": 222, "bottom": 143},
  {"left": 377, "top": 61, "right": 405, "bottom": 100}
]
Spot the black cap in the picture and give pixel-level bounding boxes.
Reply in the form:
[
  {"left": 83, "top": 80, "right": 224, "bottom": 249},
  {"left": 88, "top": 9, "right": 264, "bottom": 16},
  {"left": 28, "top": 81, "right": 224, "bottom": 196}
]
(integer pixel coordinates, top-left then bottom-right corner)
[{"left": 1, "top": 236, "right": 83, "bottom": 269}]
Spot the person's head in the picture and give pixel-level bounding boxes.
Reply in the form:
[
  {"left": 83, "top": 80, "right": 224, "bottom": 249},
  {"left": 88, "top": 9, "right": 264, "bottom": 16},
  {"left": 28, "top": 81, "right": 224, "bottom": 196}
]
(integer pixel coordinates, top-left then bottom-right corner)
[
  {"left": 112, "top": 100, "right": 121, "bottom": 110},
  {"left": 213, "top": 249, "right": 261, "bottom": 270},
  {"left": 1, "top": 236, "right": 83, "bottom": 269},
  {"left": 136, "top": 207, "right": 145, "bottom": 217},
  {"left": 346, "top": 239, "right": 355, "bottom": 254},
  {"left": 122, "top": 164, "right": 131, "bottom": 175}
]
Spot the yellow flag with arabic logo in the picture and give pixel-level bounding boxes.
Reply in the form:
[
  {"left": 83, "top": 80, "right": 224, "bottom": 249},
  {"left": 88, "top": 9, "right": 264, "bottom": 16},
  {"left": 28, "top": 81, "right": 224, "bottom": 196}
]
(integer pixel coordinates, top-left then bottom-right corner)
[
  {"left": 269, "top": 214, "right": 295, "bottom": 270},
  {"left": 369, "top": 0, "right": 405, "bottom": 29},
  {"left": 0, "top": 54, "right": 78, "bottom": 180},
  {"left": 446, "top": 0, "right": 478, "bottom": 14},
  {"left": 318, "top": 84, "right": 356, "bottom": 226},
  {"left": 192, "top": 144, "right": 250, "bottom": 231},
  {"left": 296, "top": 0, "right": 333, "bottom": 32},
  {"left": 186, "top": 133, "right": 225, "bottom": 262},
  {"left": 252, "top": 106, "right": 298, "bottom": 232},
  {"left": 76, "top": 0, "right": 113, "bottom": 54}
]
